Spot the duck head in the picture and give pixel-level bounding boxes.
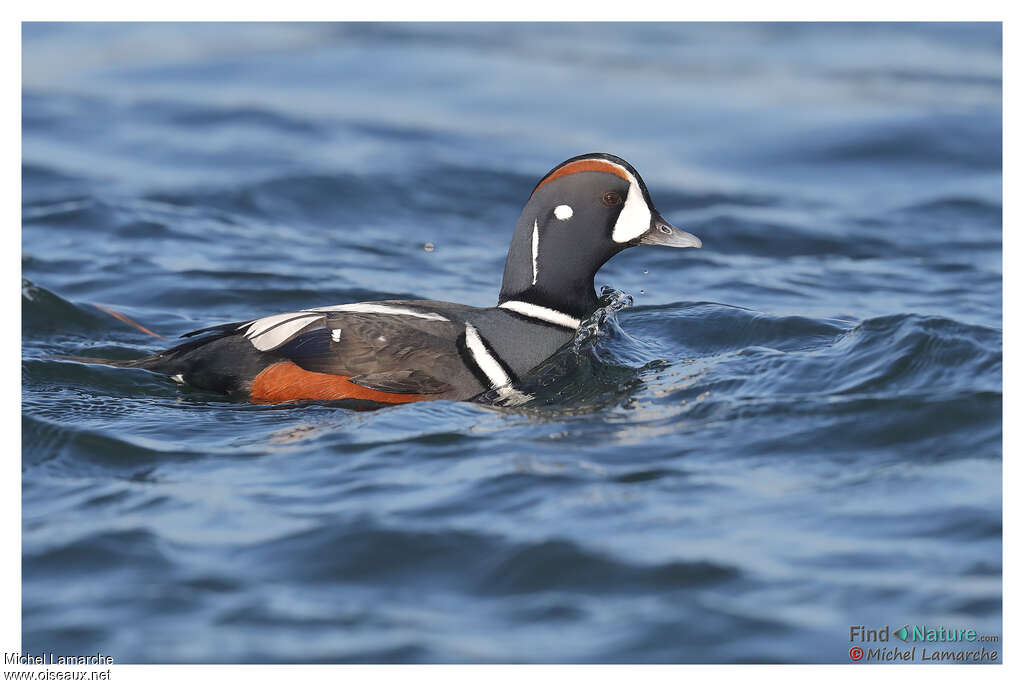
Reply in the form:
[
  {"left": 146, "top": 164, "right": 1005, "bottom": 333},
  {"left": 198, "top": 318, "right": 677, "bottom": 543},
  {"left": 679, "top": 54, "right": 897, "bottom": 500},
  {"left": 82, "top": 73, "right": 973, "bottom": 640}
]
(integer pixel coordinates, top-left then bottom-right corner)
[{"left": 498, "top": 152, "right": 701, "bottom": 319}]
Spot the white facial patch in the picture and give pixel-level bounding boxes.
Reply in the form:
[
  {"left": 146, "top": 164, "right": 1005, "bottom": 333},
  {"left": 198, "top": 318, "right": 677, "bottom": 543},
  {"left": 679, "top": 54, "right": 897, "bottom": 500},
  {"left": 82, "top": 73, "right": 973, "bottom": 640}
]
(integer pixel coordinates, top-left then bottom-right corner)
[
  {"left": 611, "top": 180, "right": 652, "bottom": 243},
  {"left": 554, "top": 204, "right": 573, "bottom": 221}
]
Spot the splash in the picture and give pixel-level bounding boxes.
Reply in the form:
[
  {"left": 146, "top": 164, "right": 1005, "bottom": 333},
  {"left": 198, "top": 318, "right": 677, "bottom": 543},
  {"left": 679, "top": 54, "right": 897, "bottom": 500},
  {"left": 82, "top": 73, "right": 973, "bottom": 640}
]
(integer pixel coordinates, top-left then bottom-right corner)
[{"left": 572, "top": 285, "right": 634, "bottom": 353}]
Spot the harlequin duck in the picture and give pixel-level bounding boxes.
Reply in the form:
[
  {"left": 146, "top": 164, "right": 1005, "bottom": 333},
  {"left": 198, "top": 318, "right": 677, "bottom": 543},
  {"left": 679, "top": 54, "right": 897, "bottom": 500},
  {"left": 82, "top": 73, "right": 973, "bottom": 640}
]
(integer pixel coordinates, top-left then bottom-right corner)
[{"left": 84, "top": 153, "right": 701, "bottom": 406}]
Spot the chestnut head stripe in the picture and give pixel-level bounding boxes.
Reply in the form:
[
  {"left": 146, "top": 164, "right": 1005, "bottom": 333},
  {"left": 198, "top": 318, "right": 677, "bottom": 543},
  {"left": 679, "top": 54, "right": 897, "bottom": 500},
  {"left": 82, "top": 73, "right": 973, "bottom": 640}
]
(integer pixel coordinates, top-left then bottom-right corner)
[{"left": 532, "top": 159, "right": 632, "bottom": 195}]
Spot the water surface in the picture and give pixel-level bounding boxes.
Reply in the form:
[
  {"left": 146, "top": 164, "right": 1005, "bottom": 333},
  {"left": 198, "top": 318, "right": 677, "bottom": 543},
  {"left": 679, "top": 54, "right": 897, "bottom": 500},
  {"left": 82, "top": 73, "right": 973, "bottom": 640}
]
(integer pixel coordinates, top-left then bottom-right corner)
[{"left": 22, "top": 22, "right": 1001, "bottom": 663}]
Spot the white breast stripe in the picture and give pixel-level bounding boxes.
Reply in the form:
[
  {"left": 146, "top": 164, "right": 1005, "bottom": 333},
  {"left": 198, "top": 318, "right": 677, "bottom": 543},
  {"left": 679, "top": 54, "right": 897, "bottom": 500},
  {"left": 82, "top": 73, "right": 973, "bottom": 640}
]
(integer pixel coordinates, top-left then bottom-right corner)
[
  {"left": 315, "top": 303, "right": 450, "bottom": 321},
  {"left": 464, "top": 323, "right": 511, "bottom": 389},
  {"left": 611, "top": 178, "right": 652, "bottom": 243},
  {"left": 531, "top": 220, "right": 539, "bottom": 285},
  {"left": 498, "top": 301, "right": 581, "bottom": 329}
]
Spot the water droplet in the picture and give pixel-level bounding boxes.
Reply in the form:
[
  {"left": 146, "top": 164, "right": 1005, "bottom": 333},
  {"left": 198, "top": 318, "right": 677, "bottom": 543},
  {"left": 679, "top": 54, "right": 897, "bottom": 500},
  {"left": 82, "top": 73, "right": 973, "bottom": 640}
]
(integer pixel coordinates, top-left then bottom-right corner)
[
  {"left": 423, "top": 242, "right": 435, "bottom": 252},
  {"left": 640, "top": 289, "right": 646, "bottom": 295},
  {"left": 642, "top": 269, "right": 648, "bottom": 275}
]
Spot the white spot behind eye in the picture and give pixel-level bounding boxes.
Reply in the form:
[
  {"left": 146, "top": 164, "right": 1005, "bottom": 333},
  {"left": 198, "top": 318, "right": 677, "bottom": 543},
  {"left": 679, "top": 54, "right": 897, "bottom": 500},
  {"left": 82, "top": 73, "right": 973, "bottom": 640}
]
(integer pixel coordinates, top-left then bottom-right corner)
[{"left": 554, "top": 204, "right": 573, "bottom": 221}]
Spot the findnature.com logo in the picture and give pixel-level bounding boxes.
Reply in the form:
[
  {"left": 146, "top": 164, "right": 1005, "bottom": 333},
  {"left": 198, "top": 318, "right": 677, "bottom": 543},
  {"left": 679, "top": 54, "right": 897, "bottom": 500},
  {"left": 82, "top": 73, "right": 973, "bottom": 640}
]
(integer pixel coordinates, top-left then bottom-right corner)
[{"left": 847, "top": 625, "right": 1000, "bottom": 663}]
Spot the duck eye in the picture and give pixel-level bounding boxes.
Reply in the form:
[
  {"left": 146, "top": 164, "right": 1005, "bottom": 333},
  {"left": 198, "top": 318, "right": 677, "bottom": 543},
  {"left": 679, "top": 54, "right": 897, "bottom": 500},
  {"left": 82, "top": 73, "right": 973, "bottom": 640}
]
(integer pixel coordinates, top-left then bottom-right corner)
[{"left": 602, "top": 191, "right": 622, "bottom": 207}]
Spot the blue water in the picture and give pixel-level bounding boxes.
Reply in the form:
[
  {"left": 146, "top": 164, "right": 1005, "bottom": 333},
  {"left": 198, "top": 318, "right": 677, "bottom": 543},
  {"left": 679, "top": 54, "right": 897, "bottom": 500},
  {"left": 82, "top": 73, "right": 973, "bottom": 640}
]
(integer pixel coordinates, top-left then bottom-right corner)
[{"left": 22, "top": 23, "right": 1001, "bottom": 663}]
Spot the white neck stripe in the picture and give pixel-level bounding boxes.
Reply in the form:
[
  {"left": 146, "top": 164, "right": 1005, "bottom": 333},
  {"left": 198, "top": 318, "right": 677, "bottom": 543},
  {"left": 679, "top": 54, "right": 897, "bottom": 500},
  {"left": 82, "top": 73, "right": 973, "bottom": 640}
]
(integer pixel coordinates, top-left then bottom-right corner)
[
  {"left": 464, "top": 323, "right": 511, "bottom": 389},
  {"left": 531, "top": 219, "right": 540, "bottom": 286},
  {"left": 498, "top": 301, "right": 581, "bottom": 329}
]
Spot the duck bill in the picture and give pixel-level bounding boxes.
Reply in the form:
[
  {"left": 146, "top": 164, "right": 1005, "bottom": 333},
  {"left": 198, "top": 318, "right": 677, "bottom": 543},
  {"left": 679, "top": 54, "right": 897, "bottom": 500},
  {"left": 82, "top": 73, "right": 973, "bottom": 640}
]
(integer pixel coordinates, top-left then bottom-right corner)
[{"left": 637, "top": 214, "right": 701, "bottom": 249}]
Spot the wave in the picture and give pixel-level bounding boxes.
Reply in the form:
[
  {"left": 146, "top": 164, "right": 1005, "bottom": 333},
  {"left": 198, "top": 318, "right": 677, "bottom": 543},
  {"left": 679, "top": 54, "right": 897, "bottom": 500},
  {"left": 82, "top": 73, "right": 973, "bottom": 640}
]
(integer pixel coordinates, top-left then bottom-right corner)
[
  {"left": 234, "top": 518, "right": 737, "bottom": 593},
  {"left": 637, "top": 303, "right": 999, "bottom": 391},
  {"left": 768, "top": 112, "right": 1001, "bottom": 170}
]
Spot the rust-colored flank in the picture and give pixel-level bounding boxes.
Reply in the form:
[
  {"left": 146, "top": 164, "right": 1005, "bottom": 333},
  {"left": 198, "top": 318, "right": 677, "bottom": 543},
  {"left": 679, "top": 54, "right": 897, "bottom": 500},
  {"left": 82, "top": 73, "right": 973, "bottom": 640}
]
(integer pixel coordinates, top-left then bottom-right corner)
[
  {"left": 532, "top": 159, "right": 631, "bottom": 195},
  {"left": 250, "top": 361, "right": 432, "bottom": 404}
]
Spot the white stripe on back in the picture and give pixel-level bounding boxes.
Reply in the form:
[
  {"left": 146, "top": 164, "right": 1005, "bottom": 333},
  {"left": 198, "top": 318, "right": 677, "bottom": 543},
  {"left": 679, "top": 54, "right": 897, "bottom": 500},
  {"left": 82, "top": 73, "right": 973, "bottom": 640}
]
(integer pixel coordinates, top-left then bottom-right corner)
[
  {"left": 242, "top": 302, "right": 450, "bottom": 352},
  {"left": 243, "top": 311, "right": 313, "bottom": 336},
  {"left": 245, "top": 313, "right": 323, "bottom": 351},
  {"left": 315, "top": 303, "right": 449, "bottom": 321}
]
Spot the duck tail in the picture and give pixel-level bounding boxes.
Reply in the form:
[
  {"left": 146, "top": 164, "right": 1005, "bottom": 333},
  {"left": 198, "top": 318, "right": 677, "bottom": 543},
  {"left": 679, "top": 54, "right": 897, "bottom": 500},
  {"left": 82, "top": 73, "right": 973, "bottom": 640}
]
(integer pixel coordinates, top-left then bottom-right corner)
[
  {"left": 92, "top": 303, "right": 168, "bottom": 340},
  {"left": 52, "top": 304, "right": 175, "bottom": 370}
]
